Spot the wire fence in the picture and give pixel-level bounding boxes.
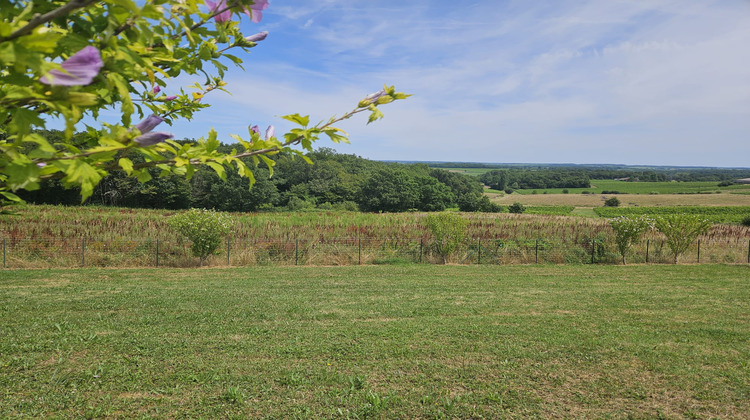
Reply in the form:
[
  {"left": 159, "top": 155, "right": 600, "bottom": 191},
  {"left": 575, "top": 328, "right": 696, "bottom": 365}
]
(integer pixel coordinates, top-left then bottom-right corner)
[{"left": 1, "top": 237, "right": 749, "bottom": 268}]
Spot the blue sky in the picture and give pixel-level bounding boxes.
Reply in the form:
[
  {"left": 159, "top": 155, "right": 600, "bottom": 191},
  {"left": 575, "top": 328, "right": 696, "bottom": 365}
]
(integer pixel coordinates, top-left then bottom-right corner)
[{"left": 175, "top": 1, "right": 750, "bottom": 167}]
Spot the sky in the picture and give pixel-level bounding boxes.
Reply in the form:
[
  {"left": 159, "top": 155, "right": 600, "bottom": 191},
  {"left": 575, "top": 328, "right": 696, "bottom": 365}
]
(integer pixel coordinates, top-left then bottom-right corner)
[{"left": 171, "top": 1, "right": 750, "bottom": 167}]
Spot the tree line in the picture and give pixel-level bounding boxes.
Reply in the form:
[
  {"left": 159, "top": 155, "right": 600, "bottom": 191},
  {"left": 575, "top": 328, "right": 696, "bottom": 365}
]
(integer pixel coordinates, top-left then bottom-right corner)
[
  {"left": 479, "top": 169, "right": 591, "bottom": 191},
  {"left": 19, "top": 132, "right": 490, "bottom": 213}
]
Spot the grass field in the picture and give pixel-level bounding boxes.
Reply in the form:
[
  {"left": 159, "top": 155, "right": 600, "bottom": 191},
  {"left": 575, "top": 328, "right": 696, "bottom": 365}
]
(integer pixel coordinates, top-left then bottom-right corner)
[
  {"left": 492, "top": 192, "right": 750, "bottom": 208},
  {"left": 1, "top": 265, "right": 748, "bottom": 418},
  {"left": 512, "top": 180, "right": 750, "bottom": 195}
]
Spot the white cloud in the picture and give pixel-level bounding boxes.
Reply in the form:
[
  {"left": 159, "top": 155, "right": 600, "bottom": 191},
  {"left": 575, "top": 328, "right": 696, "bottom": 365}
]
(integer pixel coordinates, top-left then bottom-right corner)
[{"left": 174, "top": 0, "right": 750, "bottom": 166}]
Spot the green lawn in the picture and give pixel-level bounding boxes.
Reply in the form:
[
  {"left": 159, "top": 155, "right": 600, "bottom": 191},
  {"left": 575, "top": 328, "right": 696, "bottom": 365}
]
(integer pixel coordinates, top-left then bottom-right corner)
[{"left": 1, "top": 265, "right": 748, "bottom": 418}]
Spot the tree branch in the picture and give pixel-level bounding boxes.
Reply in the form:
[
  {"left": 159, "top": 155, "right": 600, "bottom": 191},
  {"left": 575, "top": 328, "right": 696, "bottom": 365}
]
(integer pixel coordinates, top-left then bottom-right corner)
[{"left": 0, "top": 0, "right": 98, "bottom": 44}]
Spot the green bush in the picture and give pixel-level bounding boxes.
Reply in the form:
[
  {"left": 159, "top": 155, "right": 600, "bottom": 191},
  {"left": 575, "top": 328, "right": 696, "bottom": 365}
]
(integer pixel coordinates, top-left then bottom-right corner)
[
  {"left": 604, "top": 197, "right": 621, "bottom": 207},
  {"left": 168, "top": 209, "right": 233, "bottom": 266},
  {"left": 508, "top": 202, "right": 526, "bottom": 214},
  {"left": 425, "top": 213, "right": 468, "bottom": 264}
]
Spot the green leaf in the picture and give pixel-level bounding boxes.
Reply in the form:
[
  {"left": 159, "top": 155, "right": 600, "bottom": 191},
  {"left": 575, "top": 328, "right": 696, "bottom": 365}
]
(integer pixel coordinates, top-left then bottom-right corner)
[
  {"left": 135, "top": 169, "right": 152, "bottom": 183},
  {"left": 119, "top": 158, "right": 134, "bottom": 175},
  {"left": 0, "top": 190, "right": 22, "bottom": 202},
  {"left": 281, "top": 113, "right": 310, "bottom": 127},
  {"left": 367, "top": 105, "right": 384, "bottom": 124},
  {"left": 10, "top": 108, "right": 45, "bottom": 135},
  {"left": 206, "top": 162, "right": 226, "bottom": 180}
]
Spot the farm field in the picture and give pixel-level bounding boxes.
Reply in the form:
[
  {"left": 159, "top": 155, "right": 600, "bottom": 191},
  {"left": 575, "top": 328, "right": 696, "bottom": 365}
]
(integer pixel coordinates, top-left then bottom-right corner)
[
  {"left": 514, "top": 180, "right": 750, "bottom": 195},
  {"left": 1, "top": 265, "right": 748, "bottom": 418},
  {"left": 492, "top": 191, "right": 750, "bottom": 207}
]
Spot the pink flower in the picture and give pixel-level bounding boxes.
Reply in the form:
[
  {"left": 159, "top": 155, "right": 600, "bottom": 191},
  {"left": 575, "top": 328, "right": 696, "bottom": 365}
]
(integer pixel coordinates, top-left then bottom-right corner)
[
  {"left": 245, "top": 31, "right": 268, "bottom": 42},
  {"left": 152, "top": 85, "right": 161, "bottom": 94},
  {"left": 133, "top": 114, "right": 174, "bottom": 146},
  {"left": 40, "top": 46, "right": 103, "bottom": 86},
  {"left": 204, "top": 0, "right": 232, "bottom": 23},
  {"left": 134, "top": 115, "right": 164, "bottom": 133},
  {"left": 134, "top": 132, "right": 174, "bottom": 146},
  {"left": 243, "top": 0, "right": 270, "bottom": 23}
]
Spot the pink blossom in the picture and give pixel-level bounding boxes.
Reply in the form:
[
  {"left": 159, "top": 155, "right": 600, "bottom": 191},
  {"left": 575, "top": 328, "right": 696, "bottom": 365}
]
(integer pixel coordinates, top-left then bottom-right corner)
[
  {"left": 40, "top": 46, "right": 103, "bottom": 86},
  {"left": 243, "top": 0, "right": 269, "bottom": 23},
  {"left": 245, "top": 31, "right": 268, "bottom": 42},
  {"left": 204, "top": 0, "right": 232, "bottom": 23}
]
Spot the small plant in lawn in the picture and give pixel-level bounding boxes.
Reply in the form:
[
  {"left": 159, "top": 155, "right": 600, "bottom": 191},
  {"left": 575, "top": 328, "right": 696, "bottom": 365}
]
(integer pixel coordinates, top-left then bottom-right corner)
[
  {"left": 609, "top": 216, "right": 653, "bottom": 265},
  {"left": 653, "top": 214, "right": 712, "bottom": 264},
  {"left": 168, "top": 209, "right": 232, "bottom": 266},
  {"left": 425, "top": 212, "right": 468, "bottom": 264},
  {"left": 221, "top": 386, "right": 244, "bottom": 404}
]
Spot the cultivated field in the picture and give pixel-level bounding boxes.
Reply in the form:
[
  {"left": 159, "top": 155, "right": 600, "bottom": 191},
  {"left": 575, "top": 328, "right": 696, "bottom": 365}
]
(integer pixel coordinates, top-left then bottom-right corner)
[
  {"left": 1, "top": 265, "right": 748, "bottom": 418},
  {"left": 492, "top": 192, "right": 750, "bottom": 207}
]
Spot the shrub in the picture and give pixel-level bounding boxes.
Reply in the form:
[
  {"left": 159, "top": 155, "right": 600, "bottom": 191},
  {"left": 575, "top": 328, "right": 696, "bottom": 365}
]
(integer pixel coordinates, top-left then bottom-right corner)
[
  {"left": 168, "top": 209, "right": 233, "bottom": 266},
  {"left": 609, "top": 216, "right": 653, "bottom": 265},
  {"left": 562, "top": 189, "right": 569, "bottom": 194},
  {"left": 508, "top": 202, "right": 526, "bottom": 214},
  {"left": 604, "top": 197, "right": 621, "bottom": 207},
  {"left": 424, "top": 213, "right": 468, "bottom": 264},
  {"left": 741, "top": 215, "right": 750, "bottom": 227},
  {"left": 653, "top": 214, "right": 712, "bottom": 264}
]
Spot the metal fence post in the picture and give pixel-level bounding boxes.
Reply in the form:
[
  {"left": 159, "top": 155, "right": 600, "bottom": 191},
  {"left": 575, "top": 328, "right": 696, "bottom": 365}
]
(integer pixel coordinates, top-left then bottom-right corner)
[
  {"left": 591, "top": 239, "right": 595, "bottom": 264},
  {"left": 2, "top": 238, "right": 5, "bottom": 268},
  {"left": 156, "top": 239, "right": 159, "bottom": 267},
  {"left": 358, "top": 238, "right": 362, "bottom": 265},
  {"left": 226, "top": 238, "right": 230, "bottom": 266},
  {"left": 646, "top": 239, "right": 650, "bottom": 263},
  {"left": 419, "top": 239, "right": 423, "bottom": 263},
  {"left": 535, "top": 239, "right": 539, "bottom": 264},
  {"left": 697, "top": 239, "right": 701, "bottom": 263},
  {"left": 81, "top": 238, "right": 85, "bottom": 267},
  {"left": 295, "top": 239, "right": 298, "bottom": 266},
  {"left": 747, "top": 239, "right": 750, "bottom": 264},
  {"left": 477, "top": 238, "right": 481, "bottom": 264}
]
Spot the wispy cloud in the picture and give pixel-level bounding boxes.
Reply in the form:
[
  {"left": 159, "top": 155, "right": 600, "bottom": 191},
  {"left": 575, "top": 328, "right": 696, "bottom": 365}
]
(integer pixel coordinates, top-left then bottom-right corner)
[{"left": 168, "top": 0, "right": 750, "bottom": 166}]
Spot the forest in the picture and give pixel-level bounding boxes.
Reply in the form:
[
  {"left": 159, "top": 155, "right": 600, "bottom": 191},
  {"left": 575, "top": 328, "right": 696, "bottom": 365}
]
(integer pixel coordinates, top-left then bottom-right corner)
[
  {"left": 18, "top": 131, "right": 488, "bottom": 213},
  {"left": 16, "top": 130, "right": 750, "bottom": 213}
]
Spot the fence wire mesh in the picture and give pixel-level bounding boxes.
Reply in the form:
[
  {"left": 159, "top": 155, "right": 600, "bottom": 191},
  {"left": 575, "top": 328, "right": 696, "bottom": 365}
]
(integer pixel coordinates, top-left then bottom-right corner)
[{"left": 1, "top": 237, "right": 749, "bottom": 268}]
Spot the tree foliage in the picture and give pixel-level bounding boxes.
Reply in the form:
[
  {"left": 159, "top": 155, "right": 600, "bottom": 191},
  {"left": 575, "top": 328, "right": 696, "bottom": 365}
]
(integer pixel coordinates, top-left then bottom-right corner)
[
  {"left": 424, "top": 212, "right": 468, "bottom": 264},
  {"left": 0, "top": 0, "right": 407, "bottom": 211},
  {"left": 653, "top": 214, "right": 712, "bottom": 264},
  {"left": 168, "top": 208, "right": 232, "bottom": 266},
  {"left": 479, "top": 169, "right": 590, "bottom": 190},
  {"left": 608, "top": 216, "right": 653, "bottom": 265}
]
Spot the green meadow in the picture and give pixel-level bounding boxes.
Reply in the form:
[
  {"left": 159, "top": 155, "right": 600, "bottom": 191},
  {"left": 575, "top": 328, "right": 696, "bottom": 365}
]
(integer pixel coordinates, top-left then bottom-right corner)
[
  {"left": 514, "top": 179, "right": 750, "bottom": 195},
  {"left": 1, "top": 265, "right": 748, "bottom": 418}
]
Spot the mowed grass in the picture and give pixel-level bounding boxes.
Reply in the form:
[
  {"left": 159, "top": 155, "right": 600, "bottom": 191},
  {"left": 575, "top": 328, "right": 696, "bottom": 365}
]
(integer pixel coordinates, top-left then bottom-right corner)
[{"left": 1, "top": 265, "right": 748, "bottom": 418}]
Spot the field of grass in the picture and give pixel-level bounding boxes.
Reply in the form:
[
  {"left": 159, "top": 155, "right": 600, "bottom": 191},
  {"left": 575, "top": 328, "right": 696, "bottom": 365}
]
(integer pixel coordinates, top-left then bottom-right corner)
[
  {"left": 2, "top": 204, "right": 749, "bottom": 267},
  {"left": 493, "top": 192, "right": 750, "bottom": 208},
  {"left": 0, "top": 204, "right": 617, "bottom": 243},
  {"left": 439, "top": 167, "right": 494, "bottom": 176},
  {"left": 514, "top": 180, "right": 750, "bottom": 195},
  {"left": 2, "top": 265, "right": 748, "bottom": 418},
  {"left": 594, "top": 206, "right": 750, "bottom": 224}
]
